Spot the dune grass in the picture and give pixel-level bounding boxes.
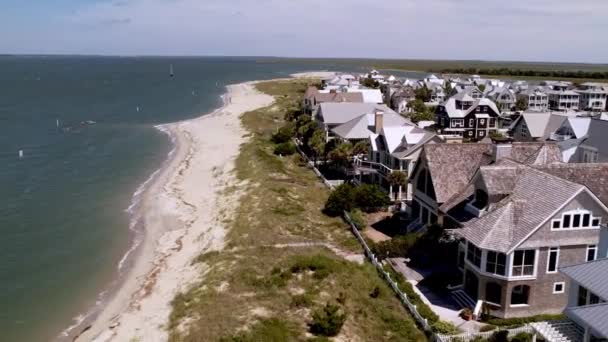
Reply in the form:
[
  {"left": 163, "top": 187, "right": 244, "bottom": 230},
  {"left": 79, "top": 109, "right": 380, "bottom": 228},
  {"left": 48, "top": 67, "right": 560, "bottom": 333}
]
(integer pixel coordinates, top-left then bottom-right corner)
[{"left": 168, "top": 79, "right": 427, "bottom": 342}]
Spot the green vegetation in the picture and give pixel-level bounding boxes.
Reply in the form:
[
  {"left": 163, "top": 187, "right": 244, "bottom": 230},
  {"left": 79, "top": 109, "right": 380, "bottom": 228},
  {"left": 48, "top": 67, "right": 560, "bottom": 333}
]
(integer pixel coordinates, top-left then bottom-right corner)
[
  {"left": 439, "top": 67, "right": 608, "bottom": 80},
  {"left": 387, "top": 171, "right": 408, "bottom": 189},
  {"left": 255, "top": 57, "right": 608, "bottom": 82},
  {"left": 309, "top": 303, "right": 347, "bottom": 337},
  {"left": 168, "top": 79, "right": 426, "bottom": 342},
  {"left": 484, "top": 313, "right": 565, "bottom": 328},
  {"left": 347, "top": 208, "right": 366, "bottom": 230},
  {"left": 361, "top": 77, "right": 381, "bottom": 88},
  {"left": 323, "top": 183, "right": 390, "bottom": 216},
  {"left": 273, "top": 141, "right": 297, "bottom": 155},
  {"left": 407, "top": 99, "right": 435, "bottom": 123}
]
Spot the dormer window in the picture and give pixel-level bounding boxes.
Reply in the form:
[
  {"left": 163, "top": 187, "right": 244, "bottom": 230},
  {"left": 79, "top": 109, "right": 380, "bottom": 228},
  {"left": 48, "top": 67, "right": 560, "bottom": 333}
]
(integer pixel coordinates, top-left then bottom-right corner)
[{"left": 552, "top": 210, "right": 601, "bottom": 230}]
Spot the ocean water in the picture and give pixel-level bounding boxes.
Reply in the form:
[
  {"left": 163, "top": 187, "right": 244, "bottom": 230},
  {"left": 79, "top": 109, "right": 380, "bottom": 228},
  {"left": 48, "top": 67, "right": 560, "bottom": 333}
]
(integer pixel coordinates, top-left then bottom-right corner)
[{"left": 0, "top": 56, "right": 427, "bottom": 341}]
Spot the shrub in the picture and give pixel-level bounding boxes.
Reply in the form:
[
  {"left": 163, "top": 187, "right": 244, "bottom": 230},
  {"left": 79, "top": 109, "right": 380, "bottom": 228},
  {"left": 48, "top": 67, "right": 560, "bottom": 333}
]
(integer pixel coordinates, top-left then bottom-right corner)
[
  {"left": 289, "top": 255, "right": 336, "bottom": 280},
  {"left": 479, "top": 324, "right": 497, "bottom": 332},
  {"left": 488, "top": 330, "right": 509, "bottom": 342},
  {"left": 353, "top": 184, "right": 390, "bottom": 212},
  {"left": 323, "top": 183, "right": 355, "bottom": 216},
  {"left": 485, "top": 314, "right": 565, "bottom": 327},
  {"left": 371, "top": 234, "right": 421, "bottom": 260},
  {"left": 290, "top": 294, "right": 313, "bottom": 308},
  {"left": 431, "top": 320, "right": 460, "bottom": 335},
  {"left": 347, "top": 208, "right": 366, "bottom": 229},
  {"left": 271, "top": 124, "right": 295, "bottom": 144},
  {"left": 273, "top": 142, "right": 296, "bottom": 156},
  {"left": 511, "top": 332, "right": 534, "bottom": 342},
  {"left": 309, "top": 303, "right": 347, "bottom": 337}
]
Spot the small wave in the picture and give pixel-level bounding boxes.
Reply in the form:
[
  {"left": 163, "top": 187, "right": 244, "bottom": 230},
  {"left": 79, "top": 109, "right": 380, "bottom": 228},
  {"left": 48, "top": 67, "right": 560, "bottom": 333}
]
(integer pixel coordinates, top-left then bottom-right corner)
[{"left": 60, "top": 313, "right": 89, "bottom": 337}]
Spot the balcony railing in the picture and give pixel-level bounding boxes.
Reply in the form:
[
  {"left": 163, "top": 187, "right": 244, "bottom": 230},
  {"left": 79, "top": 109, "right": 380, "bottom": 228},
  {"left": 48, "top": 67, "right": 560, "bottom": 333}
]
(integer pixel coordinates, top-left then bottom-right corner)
[{"left": 353, "top": 156, "right": 396, "bottom": 176}]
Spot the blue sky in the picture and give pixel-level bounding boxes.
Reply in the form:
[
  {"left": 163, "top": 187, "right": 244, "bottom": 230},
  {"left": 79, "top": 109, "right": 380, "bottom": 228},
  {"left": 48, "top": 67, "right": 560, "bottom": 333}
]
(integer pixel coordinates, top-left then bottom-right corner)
[{"left": 2, "top": 0, "right": 607, "bottom": 63}]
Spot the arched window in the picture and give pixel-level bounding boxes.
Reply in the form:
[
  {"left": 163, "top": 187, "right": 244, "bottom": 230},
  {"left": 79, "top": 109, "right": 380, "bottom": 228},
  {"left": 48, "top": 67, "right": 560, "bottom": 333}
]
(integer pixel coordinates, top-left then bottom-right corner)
[
  {"left": 486, "top": 282, "right": 502, "bottom": 305},
  {"left": 511, "top": 285, "right": 530, "bottom": 305}
]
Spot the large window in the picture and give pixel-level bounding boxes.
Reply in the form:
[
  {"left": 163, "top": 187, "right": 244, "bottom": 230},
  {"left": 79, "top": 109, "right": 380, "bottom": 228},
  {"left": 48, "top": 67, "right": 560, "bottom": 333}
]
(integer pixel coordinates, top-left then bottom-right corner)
[
  {"left": 512, "top": 250, "right": 535, "bottom": 277},
  {"left": 467, "top": 242, "right": 482, "bottom": 268},
  {"left": 552, "top": 210, "right": 601, "bottom": 230},
  {"left": 547, "top": 247, "right": 559, "bottom": 273},
  {"left": 486, "top": 251, "right": 506, "bottom": 276}
]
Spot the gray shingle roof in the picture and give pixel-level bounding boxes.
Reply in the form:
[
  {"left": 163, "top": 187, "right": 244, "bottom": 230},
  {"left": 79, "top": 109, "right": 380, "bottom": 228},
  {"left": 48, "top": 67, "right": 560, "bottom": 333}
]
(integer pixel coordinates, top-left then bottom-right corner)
[
  {"left": 534, "top": 163, "right": 608, "bottom": 207},
  {"left": 566, "top": 303, "right": 608, "bottom": 338},
  {"left": 423, "top": 144, "right": 495, "bottom": 203},
  {"left": 561, "top": 258, "right": 608, "bottom": 300},
  {"left": 318, "top": 103, "right": 396, "bottom": 125},
  {"left": 458, "top": 167, "right": 584, "bottom": 253}
]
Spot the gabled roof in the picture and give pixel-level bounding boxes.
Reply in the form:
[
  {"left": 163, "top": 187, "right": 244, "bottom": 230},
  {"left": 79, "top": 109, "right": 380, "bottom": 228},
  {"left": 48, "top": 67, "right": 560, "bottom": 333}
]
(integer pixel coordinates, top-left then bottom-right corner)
[
  {"left": 565, "top": 117, "right": 592, "bottom": 139},
  {"left": 534, "top": 163, "right": 608, "bottom": 206},
  {"left": 318, "top": 103, "right": 395, "bottom": 125},
  {"left": 517, "top": 112, "right": 569, "bottom": 139},
  {"left": 330, "top": 112, "right": 410, "bottom": 140},
  {"left": 423, "top": 143, "right": 494, "bottom": 203},
  {"left": 561, "top": 258, "right": 608, "bottom": 300},
  {"left": 580, "top": 119, "right": 608, "bottom": 162},
  {"left": 458, "top": 166, "right": 584, "bottom": 253},
  {"left": 441, "top": 97, "right": 500, "bottom": 118}
]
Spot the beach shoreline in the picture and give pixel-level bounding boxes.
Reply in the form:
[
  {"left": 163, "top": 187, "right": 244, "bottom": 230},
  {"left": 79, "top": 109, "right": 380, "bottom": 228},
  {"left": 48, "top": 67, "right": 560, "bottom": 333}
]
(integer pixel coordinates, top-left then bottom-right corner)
[{"left": 69, "top": 81, "right": 275, "bottom": 342}]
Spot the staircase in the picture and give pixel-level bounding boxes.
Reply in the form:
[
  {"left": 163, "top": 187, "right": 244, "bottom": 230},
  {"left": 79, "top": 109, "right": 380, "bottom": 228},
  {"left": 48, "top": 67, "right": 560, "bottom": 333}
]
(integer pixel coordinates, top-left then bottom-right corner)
[
  {"left": 450, "top": 289, "right": 476, "bottom": 310},
  {"left": 530, "top": 320, "right": 584, "bottom": 342}
]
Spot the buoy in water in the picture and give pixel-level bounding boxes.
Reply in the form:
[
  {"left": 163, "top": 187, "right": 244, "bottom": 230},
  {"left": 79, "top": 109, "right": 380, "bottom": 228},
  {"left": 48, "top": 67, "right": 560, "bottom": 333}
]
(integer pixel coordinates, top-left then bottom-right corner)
[
  {"left": 136, "top": 106, "right": 140, "bottom": 112},
  {"left": 18, "top": 150, "right": 23, "bottom": 159}
]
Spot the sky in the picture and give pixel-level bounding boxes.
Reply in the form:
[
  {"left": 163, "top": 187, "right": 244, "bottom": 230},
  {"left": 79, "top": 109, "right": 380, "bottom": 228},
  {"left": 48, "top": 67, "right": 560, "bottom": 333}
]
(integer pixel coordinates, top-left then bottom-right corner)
[{"left": 1, "top": 0, "right": 607, "bottom": 63}]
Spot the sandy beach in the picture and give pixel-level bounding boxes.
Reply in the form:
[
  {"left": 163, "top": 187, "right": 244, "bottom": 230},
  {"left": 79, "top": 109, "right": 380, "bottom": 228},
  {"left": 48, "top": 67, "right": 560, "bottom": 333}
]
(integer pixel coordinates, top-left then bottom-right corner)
[{"left": 73, "top": 82, "right": 274, "bottom": 341}]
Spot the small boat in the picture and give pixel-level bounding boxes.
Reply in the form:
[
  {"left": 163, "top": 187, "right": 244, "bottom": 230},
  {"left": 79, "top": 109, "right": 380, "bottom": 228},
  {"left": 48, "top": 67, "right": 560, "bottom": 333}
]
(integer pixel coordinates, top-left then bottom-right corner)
[{"left": 170, "top": 64, "right": 174, "bottom": 77}]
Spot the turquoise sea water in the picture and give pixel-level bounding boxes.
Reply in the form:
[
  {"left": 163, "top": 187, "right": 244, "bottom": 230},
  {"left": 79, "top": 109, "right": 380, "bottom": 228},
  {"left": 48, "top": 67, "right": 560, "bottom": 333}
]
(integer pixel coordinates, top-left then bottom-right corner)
[{"left": 0, "top": 56, "right": 427, "bottom": 341}]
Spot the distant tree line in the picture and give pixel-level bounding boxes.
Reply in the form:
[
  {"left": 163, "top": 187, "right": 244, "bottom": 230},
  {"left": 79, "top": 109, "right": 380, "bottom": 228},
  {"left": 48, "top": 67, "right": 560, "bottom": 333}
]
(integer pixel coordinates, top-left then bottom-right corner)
[{"left": 436, "top": 68, "right": 608, "bottom": 80}]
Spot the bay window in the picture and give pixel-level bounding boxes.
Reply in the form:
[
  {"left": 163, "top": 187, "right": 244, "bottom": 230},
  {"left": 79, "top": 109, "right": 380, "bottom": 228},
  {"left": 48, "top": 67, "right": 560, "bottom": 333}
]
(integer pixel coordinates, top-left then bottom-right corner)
[
  {"left": 467, "top": 242, "right": 482, "bottom": 268},
  {"left": 486, "top": 251, "right": 506, "bottom": 276},
  {"left": 512, "top": 250, "right": 535, "bottom": 277}
]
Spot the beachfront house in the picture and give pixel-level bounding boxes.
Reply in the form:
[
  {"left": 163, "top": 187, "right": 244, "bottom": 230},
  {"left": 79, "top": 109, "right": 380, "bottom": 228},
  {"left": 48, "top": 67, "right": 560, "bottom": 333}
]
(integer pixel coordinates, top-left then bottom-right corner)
[
  {"left": 434, "top": 93, "right": 500, "bottom": 141},
  {"left": 304, "top": 87, "right": 364, "bottom": 114},
  {"left": 452, "top": 162, "right": 607, "bottom": 319},
  {"left": 316, "top": 102, "right": 399, "bottom": 142},
  {"left": 408, "top": 142, "right": 562, "bottom": 231},
  {"left": 576, "top": 83, "right": 608, "bottom": 112}
]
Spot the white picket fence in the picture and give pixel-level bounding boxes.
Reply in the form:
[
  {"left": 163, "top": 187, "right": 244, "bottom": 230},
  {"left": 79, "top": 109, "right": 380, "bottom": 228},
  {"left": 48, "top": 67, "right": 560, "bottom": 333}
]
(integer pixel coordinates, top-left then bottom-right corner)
[
  {"left": 343, "top": 211, "right": 537, "bottom": 342},
  {"left": 436, "top": 325, "right": 534, "bottom": 342}
]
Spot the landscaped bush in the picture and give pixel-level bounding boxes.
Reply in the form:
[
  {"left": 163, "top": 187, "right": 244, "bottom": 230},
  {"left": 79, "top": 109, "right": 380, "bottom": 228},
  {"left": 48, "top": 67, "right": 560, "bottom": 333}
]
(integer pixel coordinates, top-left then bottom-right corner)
[
  {"left": 354, "top": 184, "right": 390, "bottom": 212},
  {"left": 371, "top": 234, "right": 422, "bottom": 260},
  {"left": 485, "top": 314, "right": 565, "bottom": 327},
  {"left": 489, "top": 330, "right": 509, "bottom": 342},
  {"left": 347, "top": 208, "right": 366, "bottom": 229},
  {"left": 479, "top": 324, "right": 498, "bottom": 332},
  {"left": 271, "top": 124, "right": 295, "bottom": 143},
  {"left": 511, "top": 332, "right": 534, "bottom": 342},
  {"left": 430, "top": 320, "right": 460, "bottom": 335},
  {"left": 323, "top": 183, "right": 356, "bottom": 216},
  {"left": 273, "top": 141, "right": 297, "bottom": 156},
  {"left": 309, "top": 303, "right": 347, "bottom": 337}
]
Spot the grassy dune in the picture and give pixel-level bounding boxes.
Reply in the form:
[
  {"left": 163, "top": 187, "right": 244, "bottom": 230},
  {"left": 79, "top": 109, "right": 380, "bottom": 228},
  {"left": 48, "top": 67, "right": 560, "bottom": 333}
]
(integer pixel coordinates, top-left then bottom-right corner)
[{"left": 168, "top": 79, "right": 427, "bottom": 342}]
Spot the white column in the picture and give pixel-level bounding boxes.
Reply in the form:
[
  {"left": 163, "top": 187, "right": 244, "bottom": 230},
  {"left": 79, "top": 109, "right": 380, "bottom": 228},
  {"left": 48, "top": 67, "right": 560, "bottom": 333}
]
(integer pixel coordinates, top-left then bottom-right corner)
[
  {"left": 389, "top": 185, "right": 393, "bottom": 200},
  {"left": 398, "top": 186, "right": 402, "bottom": 201},
  {"left": 531, "top": 334, "right": 537, "bottom": 342}
]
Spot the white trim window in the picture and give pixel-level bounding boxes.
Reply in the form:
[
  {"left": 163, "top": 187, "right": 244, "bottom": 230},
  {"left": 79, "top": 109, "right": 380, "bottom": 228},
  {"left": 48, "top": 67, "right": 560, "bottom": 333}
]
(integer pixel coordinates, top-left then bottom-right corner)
[
  {"left": 467, "top": 242, "right": 482, "bottom": 268},
  {"left": 551, "top": 210, "right": 601, "bottom": 230},
  {"left": 547, "top": 247, "right": 559, "bottom": 274},
  {"left": 511, "top": 250, "right": 536, "bottom": 277},
  {"left": 553, "top": 282, "right": 565, "bottom": 294},
  {"left": 587, "top": 245, "right": 597, "bottom": 262},
  {"left": 452, "top": 119, "right": 465, "bottom": 128},
  {"left": 486, "top": 251, "right": 507, "bottom": 276}
]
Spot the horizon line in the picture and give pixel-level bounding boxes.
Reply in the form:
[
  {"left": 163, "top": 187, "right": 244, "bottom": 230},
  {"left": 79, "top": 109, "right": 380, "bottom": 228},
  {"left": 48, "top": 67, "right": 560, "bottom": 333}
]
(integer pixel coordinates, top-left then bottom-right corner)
[{"left": 1, "top": 53, "right": 607, "bottom": 66}]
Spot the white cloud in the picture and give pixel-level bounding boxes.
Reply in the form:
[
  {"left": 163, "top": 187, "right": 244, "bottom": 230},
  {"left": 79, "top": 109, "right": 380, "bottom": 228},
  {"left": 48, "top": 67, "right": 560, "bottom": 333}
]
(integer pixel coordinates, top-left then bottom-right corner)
[{"left": 4, "top": 0, "right": 608, "bottom": 62}]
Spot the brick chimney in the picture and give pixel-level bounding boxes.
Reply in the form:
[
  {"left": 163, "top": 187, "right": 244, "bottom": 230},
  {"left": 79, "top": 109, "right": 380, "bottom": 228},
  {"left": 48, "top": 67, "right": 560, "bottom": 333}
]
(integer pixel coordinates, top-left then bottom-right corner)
[{"left": 374, "top": 110, "right": 384, "bottom": 134}]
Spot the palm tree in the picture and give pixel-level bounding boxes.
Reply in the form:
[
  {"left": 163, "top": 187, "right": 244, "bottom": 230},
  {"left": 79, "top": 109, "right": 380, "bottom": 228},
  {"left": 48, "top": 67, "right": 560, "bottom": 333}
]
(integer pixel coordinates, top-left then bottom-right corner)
[
  {"left": 387, "top": 171, "right": 408, "bottom": 200},
  {"left": 328, "top": 142, "right": 353, "bottom": 168},
  {"left": 309, "top": 129, "right": 326, "bottom": 163},
  {"left": 352, "top": 140, "right": 370, "bottom": 156}
]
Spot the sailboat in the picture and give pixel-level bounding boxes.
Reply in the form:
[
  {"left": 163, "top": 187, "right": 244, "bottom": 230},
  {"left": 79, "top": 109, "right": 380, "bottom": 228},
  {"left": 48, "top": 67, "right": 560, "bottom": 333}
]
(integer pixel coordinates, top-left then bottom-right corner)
[{"left": 169, "top": 64, "right": 174, "bottom": 77}]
